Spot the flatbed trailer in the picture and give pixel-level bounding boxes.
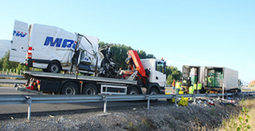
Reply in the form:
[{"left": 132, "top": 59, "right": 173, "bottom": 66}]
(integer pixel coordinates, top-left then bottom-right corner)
[
  {"left": 22, "top": 50, "right": 169, "bottom": 96},
  {"left": 24, "top": 71, "right": 138, "bottom": 95}
]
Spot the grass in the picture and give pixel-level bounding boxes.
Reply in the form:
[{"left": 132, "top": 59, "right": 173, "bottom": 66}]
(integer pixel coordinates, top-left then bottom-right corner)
[
  {"left": 221, "top": 98, "right": 255, "bottom": 130},
  {"left": 126, "top": 118, "right": 157, "bottom": 131}
]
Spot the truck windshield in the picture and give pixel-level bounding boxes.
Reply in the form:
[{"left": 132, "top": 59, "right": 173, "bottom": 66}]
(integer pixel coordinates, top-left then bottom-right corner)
[{"left": 156, "top": 61, "right": 166, "bottom": 74}]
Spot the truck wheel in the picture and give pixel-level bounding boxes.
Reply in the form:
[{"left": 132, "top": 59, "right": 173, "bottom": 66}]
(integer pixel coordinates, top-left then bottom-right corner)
[
  {"left": 149, "top": 87, "right": 159, "bottom": 95},
  {"left": 237, "top": 88, "right": 241, "bottom": 93},
  {"left": 83, "top": 84, "right": 99, "bottom": 95},
  {"left": 48, "top": 62, "right": 61, "bottom": 73},
  {"left": 127, "top": 86, "right": 139, "bottom": 95},
  {"left": 42, "top": 69, "right": 48, "bottom": 72},
  {"left": 148, "top": 87, "right": 159, "bottom": 102},
  {"left": 61, "top": 82, "right": 79, "bottom": 95}
]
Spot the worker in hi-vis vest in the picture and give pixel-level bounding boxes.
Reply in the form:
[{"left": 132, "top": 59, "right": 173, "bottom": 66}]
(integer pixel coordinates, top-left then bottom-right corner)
[
  {"left": 208, "top": 76, "right": 213, "bottom": 87},
  {"left": 179, "top": 81, "right": 183, "bottom": 94},
  {"left": 193, "top": 84, "right": 197, "bottom": 90},
  {"left": 189, "top": 85, "right": 194, "bottom": 94},
  {"left": 175, "top": 81, "right": 181, "bottom": 94},
  {"left": 183, "top": 79, "right": 187, "bottom": 85},
  {"left": 179, "top": 81, "right": 182, "bottom": 89},
  {"left": 198, "top": 82, "right": 202, "bottom": 90}
]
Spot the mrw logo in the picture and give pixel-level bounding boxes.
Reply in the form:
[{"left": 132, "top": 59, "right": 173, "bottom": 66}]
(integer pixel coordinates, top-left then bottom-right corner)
[
  {"left": 44, "top": 36, "right": 76, "bottom": 49},
  {"left": 13, "top": 30, "right": 27, "bottom": 37}
]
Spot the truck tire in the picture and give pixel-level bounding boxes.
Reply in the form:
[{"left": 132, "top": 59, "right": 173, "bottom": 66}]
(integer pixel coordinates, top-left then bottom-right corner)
[
  {"left": 237, "top": 88, "right": 241, "bottom": 93},
  {"left": 48, "top": 62, "right": 61, "bottom": 73},
  {"left": 127, "top": 86, "right": 140, "bottom": 95},
  {"left": 83, "top": 84, "right": 99, "bottom": 95},
  {"left": 42, "top": 69, "right": 48, "bottom": 72},
  {"left": 61, "top": 82, "right": 79, "bottom": 95},
  {"left": 148, "top": 87, "right": 159, "bottom": 95},
  {"left": 148, "top": 87, "right": 159, "bottom": 102}
]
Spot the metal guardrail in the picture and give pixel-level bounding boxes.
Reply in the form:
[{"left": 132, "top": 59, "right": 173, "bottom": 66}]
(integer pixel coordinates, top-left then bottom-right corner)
[
  {"left": 241, "top": 91, "right": 255, "bottom": 94},
  {"left": 0, "top": 74, "right": 25, "bottom": 85},
  {"left": 0, "top": 79, "right": 26, "bottom": 84},
  {"left": 0, "top": 74, "right": 24, "bottom": 79},
  {"left": 1, "top": 92, "right": 254, "bottom": 121}
]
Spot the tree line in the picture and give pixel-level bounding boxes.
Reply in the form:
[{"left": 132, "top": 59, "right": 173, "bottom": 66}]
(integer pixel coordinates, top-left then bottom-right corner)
[
  {"left": 0, "top": 52, "right": 26, "bottom": 74},
  {"left": 0, "top": 42, "right": 182, "bottom": 84}
]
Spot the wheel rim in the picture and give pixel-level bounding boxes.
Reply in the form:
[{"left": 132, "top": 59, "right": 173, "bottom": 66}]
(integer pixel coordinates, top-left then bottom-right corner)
[
  {"left": 65, "top": 87, "right": 75, "bottom": 95},
  {"left": 150, "top": 90, "right": 158, "bottom": 95},
  {"left": 85, "top": 88, "right": 96, "bottom": 95},
  {"left": 50, "top": 64, "right": 59, "bottom": 73},
  {"left": 129, "top": 90, "right": 138, "bottom": 95}
]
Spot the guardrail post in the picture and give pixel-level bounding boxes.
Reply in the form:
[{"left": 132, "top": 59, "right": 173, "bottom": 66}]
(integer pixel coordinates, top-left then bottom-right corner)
[
  {"left": 193, "top": 94, "right": 195, "bottom": 102},
  {"left": 147, "top": 96, "right": 150, "bottom": 110},
  {"left": 25, "top": 96, "right": 32, "bottom": 122},
  {"left": 103, "top": 96, "right": 107, "bottom": 113},
  {"left": 175, "top": 95, "right": 177, "bottom": 106},
  {"left": 222, "top": 84, "right": 225, "bottom": 99}
]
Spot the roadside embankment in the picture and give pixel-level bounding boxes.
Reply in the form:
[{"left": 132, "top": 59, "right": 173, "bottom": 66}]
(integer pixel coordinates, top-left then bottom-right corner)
[{"left": 0, "top": 97, "right": 244, "bottom": 130}]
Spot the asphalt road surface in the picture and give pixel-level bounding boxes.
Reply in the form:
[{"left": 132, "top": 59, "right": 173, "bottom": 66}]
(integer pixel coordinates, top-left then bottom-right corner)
[{"left": 0, "top": 86, "right": 166, "bottom": 120}]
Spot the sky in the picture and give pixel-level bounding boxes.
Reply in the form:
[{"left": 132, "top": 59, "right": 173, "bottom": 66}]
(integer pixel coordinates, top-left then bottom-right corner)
[
  {"left": 0, "top": 40, "right": 11, "bottom": 58},
  {"left": 0, "top": 0, "right": 254, "bottom": 82}
]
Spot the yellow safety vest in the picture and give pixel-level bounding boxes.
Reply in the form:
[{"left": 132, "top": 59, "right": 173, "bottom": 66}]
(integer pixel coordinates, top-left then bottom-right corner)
[
  {"left": 208, "top": 77, "right": 212, "bottom": 83},
  {"left": 198, "top": 83, "right": 202, "bottom": 90},
  {"left": 176, "top": 82, "right": 181, "bottom": 89},
  {"left": 193, "top": 84, "right": 197, "bottom": 90},
  {"left": 189, "top": 86, "right": 194, "bottom": 94}
]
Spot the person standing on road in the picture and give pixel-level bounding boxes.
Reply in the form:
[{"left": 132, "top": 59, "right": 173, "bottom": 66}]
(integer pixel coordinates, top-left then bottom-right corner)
[
  {"left": 188, "top": 85, "right": 194, "bottom": 101},
  {"left": 175, "top": 81, "right": 180, "bottom": 94},
  {"left": 197, "top": 82, "right": 202, "bottom": 93},
  {"left": 189, "top": 85, "right": 194, "bottom": 94}
]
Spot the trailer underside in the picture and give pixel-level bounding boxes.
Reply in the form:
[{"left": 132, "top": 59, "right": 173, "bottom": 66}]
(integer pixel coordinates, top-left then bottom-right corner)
[{"left": 24, "top": 71, "right": 138, "bottom": 95}]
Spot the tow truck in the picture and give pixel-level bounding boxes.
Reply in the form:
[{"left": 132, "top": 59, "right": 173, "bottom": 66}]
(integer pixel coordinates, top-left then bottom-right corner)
[{"left": 24, "top": 50, "right": 168, "bottom": 95}]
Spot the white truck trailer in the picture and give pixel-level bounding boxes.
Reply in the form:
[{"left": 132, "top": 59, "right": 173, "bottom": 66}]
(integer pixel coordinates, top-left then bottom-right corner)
[{"left": 182, "top": 65, "right": 239, "bottom": 93}]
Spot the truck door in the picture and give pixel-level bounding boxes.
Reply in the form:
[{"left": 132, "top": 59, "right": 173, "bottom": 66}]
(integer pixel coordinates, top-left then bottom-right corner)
[
  {"left": 10, "top": 20, "right": 29, "bottom": 63},
  {"left": 154, "top": 61, "right": 167, "bottom": 87}
]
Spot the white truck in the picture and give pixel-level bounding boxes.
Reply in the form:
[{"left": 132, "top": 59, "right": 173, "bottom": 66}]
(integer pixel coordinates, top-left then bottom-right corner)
[
  {"left": 182, "top": 65, "right": 239, "bottom": 93},
  {"left": 10, "top": 20, "right": 103, "bottom": 74}
]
